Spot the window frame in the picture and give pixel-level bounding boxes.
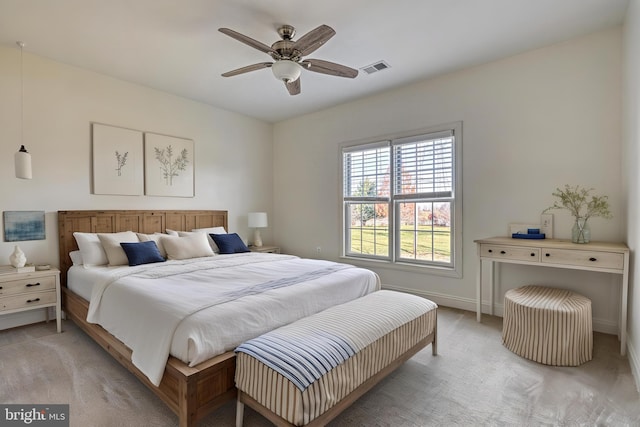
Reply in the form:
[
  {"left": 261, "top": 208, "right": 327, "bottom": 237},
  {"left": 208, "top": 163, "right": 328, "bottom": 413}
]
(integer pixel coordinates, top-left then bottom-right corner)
[{"left": 340, "top": 122, "right": 463, "bottom": 278}]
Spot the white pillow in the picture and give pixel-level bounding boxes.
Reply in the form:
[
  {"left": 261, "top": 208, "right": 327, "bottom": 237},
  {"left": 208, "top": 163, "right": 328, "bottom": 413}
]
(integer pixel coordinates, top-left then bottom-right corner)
[
  {"left": 97, "top": 231, "right": 139, "bottom": 266},
  {"left": 161, "top": 233, "right": 214, "bottom": 260},
  {"left": 191, "top": 227, "right": 227, "bottom": 253},
  {"left": 165, "top": 229, "right": 179, "bottom": 236},
  {"left": 73, "top": 232, "right": 108, "bottom": 268},
  {"left": 69, "top": 250, "right": 83, "bottom": 266},
  {"left": 136, "top": 233, "right": 168, "bottom": 258}
]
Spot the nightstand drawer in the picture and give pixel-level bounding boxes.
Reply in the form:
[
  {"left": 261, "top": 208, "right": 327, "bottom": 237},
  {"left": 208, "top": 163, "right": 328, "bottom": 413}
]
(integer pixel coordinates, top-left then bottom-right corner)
[
  {"left": 480, "top": 244, "right": 540, "bottom": 262},
  {"left": 541, "top": 249, "right": 624, "bottom": 270},
  {"left": 0, "top": 290, "right": 57, "bottom": 312},
  {"left": 0, "top": 275, "right": 56, "bottom": 296}
]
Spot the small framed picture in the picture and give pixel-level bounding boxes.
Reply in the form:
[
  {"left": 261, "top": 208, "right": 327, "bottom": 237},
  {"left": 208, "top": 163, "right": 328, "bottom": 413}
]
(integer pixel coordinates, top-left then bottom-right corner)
[{"left": 3, "top": 211, "right": 46, "bottom": 242}]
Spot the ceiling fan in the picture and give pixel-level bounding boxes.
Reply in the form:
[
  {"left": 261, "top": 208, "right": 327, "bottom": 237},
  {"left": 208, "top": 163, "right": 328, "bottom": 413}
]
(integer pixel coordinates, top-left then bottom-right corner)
[{"left": 218, "top": 24, "right": 358, "bottom": 95}]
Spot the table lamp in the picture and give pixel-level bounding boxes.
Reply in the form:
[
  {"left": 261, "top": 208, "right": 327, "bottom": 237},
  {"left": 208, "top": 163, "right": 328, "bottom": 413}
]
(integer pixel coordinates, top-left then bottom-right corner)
[{"left": 248, "top": 212, "right": 268, "bottom": 247}]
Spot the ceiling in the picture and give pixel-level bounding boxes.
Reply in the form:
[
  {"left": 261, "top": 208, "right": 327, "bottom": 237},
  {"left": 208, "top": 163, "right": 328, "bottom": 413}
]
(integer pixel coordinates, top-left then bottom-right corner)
[{"left": 0, "top": 0, "right": 630, "bottom": 123}]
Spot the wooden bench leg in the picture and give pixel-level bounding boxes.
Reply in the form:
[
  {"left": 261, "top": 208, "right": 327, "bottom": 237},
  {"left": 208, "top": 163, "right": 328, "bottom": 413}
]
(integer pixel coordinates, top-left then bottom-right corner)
[{"left": 236, "top": 394, "right": 245, "bottom": 427}]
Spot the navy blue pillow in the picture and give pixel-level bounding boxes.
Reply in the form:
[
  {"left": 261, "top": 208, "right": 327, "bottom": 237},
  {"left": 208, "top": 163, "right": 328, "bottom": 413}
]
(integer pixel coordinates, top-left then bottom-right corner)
[
  {"left": 120, "top": 241, "right": 166, "bottom": 266},
  {"left": 210, "top": 233, "right": 250, "bottom": 254}
]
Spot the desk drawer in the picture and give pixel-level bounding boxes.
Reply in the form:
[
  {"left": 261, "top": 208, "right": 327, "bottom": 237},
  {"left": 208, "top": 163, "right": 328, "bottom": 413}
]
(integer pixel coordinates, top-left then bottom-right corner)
[
  {"left": 0, "top": 290, "right": 57, "bottom": 312},
  {"left": 481, "top": 244, "right": 540, "bottom": 262},
  {"left": 541, "top": 249, "right": 624, "bottom": 270},
  {"left": 0, "top": 275, "right": 56, "bottom": 296}
]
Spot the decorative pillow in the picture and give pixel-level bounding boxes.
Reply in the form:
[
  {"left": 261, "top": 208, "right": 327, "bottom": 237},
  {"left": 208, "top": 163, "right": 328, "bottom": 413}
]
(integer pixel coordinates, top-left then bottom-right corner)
[
  {"left": 192, "top": 226, "right": 226, "bottom": 234},
  {"left": 161, "top": 233, "right": 215, "bottom": 260},
  {"left": 211, "top": 233, "right": 250, "bottom": 254},
  {"left": 98, "top": 231, "right": 140, "bottom": 266},
  {"left": 73, "top": 232, "right": 108, "bottom": 268},
  {"left": 120, "top": 241, "right": 166, "bottom": 266},
  {"left": 177, "top": 231, "right": 198, "bottom": 237},
  {"left": 191, "top": 227, "right": 227, "bottom": 253},
  {"left": 69, "top": 250, "right": 83, "bottom": 266},
  {"left": 136, "top": 233, "right": 168, "bottom": 258}
]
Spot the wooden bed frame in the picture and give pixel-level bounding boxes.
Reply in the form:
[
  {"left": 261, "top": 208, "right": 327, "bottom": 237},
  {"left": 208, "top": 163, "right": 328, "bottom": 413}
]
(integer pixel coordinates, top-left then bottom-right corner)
[{"left": 58, "top": 210, "right": 236, "bottom": 427}]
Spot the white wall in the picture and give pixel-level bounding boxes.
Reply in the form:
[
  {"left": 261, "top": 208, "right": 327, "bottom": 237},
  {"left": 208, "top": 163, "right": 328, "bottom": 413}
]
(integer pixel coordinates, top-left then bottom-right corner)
[
  {"left": 623, "top": 0, "right": 640, "bottom": 389},
  {"left": 0, "top": 23, "right": 629, "bottom": 349},
  {"left": 0, "top": 45, "right": 273, "bottom": 328},
  {"left": 274, "top": 28, "right": 624, "bottom": 333}
]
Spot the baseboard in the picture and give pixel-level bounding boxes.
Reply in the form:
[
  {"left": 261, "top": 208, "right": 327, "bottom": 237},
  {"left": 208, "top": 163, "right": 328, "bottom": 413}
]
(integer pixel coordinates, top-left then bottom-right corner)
[
  {"left": 627, "top": 336, "right": 640, "bottom": 392},
  {"left": 381, "top": 284, "right": 618, "bottom": 335},
  {"left": 381, "top": 284, "right": 476, "bottom": 313},
  {"left": 0, "top": 308, "right": 48, "bottom": 331}
]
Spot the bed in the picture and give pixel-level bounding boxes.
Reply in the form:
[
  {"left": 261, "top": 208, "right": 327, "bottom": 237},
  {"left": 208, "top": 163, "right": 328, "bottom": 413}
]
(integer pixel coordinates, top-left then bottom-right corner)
[{"left": 57, "top": 210, "right": 379, "bottom": 427}]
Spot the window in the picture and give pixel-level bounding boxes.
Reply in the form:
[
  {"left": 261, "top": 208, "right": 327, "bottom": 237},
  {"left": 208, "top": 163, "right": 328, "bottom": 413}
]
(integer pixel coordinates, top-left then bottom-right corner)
[{"left": 341, "top": 122, "right": 462, "bottom": 275}]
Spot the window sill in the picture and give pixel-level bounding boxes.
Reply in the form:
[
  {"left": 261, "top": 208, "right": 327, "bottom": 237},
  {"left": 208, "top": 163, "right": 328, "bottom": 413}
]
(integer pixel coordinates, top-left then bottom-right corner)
[{"left": 339, "top": 256, "right": 462, "bottom": 279}]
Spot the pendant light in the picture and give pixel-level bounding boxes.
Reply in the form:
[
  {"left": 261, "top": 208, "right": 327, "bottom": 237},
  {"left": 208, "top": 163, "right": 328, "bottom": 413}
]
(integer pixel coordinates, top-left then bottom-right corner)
[{"left": 15, "top": 41, "right": 32, "bottom": 180}]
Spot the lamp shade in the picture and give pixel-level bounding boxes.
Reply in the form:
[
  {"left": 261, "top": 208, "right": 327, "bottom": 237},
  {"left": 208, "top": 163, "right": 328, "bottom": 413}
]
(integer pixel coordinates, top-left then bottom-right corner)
[
  {"left": 271, "top": 60, "right": 301, "bottom": 82},
  {"left": 248, "top": 212, "right": 268, "bottom": 228},
  {"left": 15, "top": 145, "right": 32, "bottom": 179}
]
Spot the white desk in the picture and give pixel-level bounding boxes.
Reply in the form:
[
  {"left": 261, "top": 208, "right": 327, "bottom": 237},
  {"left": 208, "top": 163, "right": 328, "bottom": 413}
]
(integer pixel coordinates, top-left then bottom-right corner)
[{"left": 475, "top": 236, "right": 629, "bottom": 355}]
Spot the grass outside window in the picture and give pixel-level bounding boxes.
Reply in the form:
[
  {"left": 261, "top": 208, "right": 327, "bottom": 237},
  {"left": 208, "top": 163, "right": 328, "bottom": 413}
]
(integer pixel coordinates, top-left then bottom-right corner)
[{"left": 350, "top": 226, "right": 451, "bottom": 262}]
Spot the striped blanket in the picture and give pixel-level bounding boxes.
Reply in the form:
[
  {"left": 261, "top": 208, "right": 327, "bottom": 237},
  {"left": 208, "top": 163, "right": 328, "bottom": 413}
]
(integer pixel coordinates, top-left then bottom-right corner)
[{"left": 235, "top": 290, "right": 437, "bottom": 391}]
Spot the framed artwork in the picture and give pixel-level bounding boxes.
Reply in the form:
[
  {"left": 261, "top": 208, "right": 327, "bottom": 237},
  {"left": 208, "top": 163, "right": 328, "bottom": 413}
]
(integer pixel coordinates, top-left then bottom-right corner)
[
  {"left": 3, "top": 211, "right": 46, "bottom": 242},
  {"left": 144, "top": 132, "right": 194, "bottom": 197},
  {"left": 92, "top": 123, "right": 144, "bottom": 195}
]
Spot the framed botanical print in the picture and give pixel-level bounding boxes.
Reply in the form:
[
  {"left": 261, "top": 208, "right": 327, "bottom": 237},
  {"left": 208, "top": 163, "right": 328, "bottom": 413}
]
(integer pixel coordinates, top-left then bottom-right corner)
[
  {"left": 144, "top": 132, "right": 194, "bottom": 197},
  {"left": 92, "top": 123, "right": 144, "bottom": 195}
]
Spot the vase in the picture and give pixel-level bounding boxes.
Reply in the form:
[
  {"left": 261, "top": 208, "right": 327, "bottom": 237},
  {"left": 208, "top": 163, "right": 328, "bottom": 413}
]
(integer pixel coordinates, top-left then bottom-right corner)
[
  {"left": 9, "top": 245, "right": 26, "bottom": 268},
  {"left": 572, "top": 217, "right": 591, "bottom": 244}
]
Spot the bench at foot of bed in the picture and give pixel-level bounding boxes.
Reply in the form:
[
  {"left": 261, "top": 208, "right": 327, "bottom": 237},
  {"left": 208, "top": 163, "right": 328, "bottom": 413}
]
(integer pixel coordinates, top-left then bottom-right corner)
[{"left": 234, "top": 290, "right": 438, "bottom": 427}]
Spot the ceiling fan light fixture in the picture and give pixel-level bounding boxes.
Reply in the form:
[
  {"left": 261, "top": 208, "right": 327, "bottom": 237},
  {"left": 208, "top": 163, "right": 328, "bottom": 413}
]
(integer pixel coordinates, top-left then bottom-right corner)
[
  {"left": 220, "top": 24, "right": 358, "bottom": 94},
  {"left": 271, "top": 60, "right": 301, "bottom": 82}
]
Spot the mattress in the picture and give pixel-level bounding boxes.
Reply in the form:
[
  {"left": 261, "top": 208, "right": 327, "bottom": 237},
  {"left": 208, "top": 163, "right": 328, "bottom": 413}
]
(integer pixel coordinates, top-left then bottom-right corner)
[
  {"left": 69, "top": 252, "right": 380, "bottom": 386},
  {"left": 68, "top": 264, "right": 123, "bottom": 300}
]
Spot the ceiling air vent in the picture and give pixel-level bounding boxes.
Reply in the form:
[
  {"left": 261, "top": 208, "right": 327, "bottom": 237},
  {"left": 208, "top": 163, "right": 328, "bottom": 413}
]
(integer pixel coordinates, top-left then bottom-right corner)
[{"left": 361, "top": 61, "right": 391, "bottom": 75}]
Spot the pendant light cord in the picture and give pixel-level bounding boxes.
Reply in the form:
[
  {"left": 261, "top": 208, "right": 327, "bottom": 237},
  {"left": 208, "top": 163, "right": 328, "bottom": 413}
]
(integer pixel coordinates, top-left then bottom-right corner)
[{"left": 17, "top": 41, "right": 24, "bottom": 147}]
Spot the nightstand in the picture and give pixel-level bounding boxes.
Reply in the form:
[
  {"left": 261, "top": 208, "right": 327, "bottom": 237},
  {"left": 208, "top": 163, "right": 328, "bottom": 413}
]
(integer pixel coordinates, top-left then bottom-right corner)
[
  {"left": 250, "top": 245, "right": 281, "bottom": 254},
  {"left": 0, "top": 267, "right": 62, "bottom": 332}
]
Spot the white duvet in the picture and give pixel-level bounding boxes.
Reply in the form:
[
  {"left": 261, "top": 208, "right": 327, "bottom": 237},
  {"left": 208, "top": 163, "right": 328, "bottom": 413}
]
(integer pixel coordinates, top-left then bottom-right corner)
[{"left": 84, "top": 252, "right": 380, "bottom": 386}]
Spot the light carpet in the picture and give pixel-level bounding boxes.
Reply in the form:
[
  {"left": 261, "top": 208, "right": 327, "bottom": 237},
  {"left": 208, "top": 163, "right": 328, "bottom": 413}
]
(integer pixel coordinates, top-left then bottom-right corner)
[{"left": 1, "top": 307, "right": 638, "bottom": 426}]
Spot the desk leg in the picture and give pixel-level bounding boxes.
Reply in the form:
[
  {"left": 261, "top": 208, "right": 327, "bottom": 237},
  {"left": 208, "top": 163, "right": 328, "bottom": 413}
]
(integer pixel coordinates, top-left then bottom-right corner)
[
  {"left": 489, "top": 261, "right": 495, "bottom": 316},
  {"left": 477, "top": 256, "right": 482, "bottom": 322}
]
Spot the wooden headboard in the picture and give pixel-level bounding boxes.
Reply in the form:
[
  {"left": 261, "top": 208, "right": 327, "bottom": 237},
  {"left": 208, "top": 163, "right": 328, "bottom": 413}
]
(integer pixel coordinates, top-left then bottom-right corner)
[{"left": 57, "top": 209, "right": 227, "bottom": 286}]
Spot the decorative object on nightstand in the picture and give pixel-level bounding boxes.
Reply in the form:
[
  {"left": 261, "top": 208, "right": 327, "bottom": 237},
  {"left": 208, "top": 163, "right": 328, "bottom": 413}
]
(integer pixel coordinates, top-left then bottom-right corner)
[
  {"left": 543, "top": 184, "right": 612, "bottom": 243},
  {"left": 248, "top": 212, "right": 268, "bottom": 247},
  {"left": 9, "top": 245, "right": 26, "bottom": 268},
  {"left": 15, "top": 42, "right": 32, "bottom": 180}
]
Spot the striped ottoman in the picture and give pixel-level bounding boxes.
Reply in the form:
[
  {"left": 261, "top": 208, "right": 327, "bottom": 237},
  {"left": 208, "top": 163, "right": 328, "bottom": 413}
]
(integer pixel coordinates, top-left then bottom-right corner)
[
  {"left": 234, "top": 290, "right": 437, "bottom": 427},
  {"left": 502, "top": 285, "right": 592, "bottom": 366}
]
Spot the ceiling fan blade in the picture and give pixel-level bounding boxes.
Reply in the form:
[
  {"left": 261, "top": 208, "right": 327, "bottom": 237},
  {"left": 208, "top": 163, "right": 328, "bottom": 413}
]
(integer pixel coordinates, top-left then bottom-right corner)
[
  {"left": 301, "top": 59, "right": 358, "bottom": 78},
  {"left": 221, "top": 62, "right": 272, "bottom": 77},
  {"left": 219, "top": 28, "right": 277, "bottom": 56},
  {"left": 285, "top": 78, "right": 301, "bottom": 96},
  {"left": 294, "top": 25, "right": 336, "bottom": 56}
]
